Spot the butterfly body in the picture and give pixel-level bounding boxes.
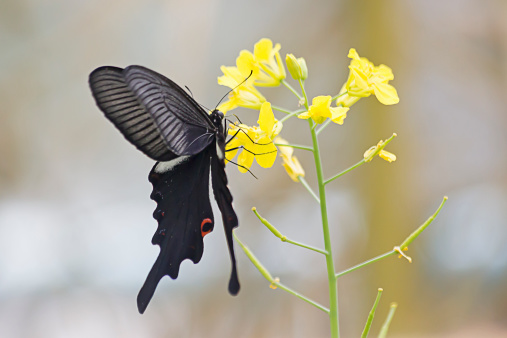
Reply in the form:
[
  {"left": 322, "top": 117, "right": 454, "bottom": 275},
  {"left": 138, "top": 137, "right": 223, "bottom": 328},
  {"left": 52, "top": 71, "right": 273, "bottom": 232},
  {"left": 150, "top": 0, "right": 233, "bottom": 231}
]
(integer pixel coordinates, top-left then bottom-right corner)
[{"left": 89, "top": 65, "right": 239, "bottom": 314}]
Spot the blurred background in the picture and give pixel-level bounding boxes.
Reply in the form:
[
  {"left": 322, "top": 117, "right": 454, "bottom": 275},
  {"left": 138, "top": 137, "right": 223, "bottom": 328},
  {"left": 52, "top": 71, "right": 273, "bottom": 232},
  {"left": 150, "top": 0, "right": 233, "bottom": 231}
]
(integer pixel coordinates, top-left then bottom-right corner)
[{"left": 1, "top": 0, "right": 507, "bottom": 337}]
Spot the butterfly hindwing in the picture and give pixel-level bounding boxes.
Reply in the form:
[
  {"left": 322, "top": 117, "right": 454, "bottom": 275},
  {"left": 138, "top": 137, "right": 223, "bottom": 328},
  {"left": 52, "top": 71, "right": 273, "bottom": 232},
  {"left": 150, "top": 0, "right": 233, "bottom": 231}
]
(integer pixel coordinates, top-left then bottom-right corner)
[
  {"left": 211, "top": 145, "right": 240, "bottom": 295},
  {"left": 137, "top": 149, "right": 215, "bottom": 314}
]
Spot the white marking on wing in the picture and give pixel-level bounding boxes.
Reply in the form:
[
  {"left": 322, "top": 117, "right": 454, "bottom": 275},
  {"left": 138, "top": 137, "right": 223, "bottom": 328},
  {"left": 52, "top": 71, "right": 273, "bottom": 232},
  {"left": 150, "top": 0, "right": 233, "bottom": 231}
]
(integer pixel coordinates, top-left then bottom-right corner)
[
  {"left": 154, "top": 156, "right": 191, "bottom": 173},
  {"left": 216, "top": 141, "right": 224, "bottom": 160}
]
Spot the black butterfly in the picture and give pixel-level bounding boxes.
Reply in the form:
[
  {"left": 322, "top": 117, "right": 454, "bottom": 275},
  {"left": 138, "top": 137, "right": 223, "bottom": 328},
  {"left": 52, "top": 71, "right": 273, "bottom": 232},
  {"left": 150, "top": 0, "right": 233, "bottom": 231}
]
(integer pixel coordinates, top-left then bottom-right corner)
[{"left": 89, "top": 65, "right": 240, "bottom": 314}]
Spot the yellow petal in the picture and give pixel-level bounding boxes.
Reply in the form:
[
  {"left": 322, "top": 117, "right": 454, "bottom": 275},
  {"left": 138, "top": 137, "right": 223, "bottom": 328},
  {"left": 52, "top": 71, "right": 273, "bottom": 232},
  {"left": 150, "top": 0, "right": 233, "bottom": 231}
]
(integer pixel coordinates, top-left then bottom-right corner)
[
  {"left": 330, "top": 107, "right": 349, "bottom": 125},
  {"left": 258, "top": 102, "right": 275, "bottom": 135},
  {"left": 255, "top": 142, "right": 277, "bottom": 168},
  {"left": 373, "top": 83, "right": 399, "bottom": 105},
  {"left": 225, "top": 138, "right": 240, "bottom": 162},
  {"left": 237, "top": 50, "right": 259, "bottom": 78},
  {"left": 379, "top": 150, "right": 397, "bottom": 162},
  {"left": 348, "top": 48, "right": 360, "bottom": 61},
  {"left": 311, "top": 115, "right": 327, "bottom": 124},
  {"left": 254, "top": 38, "right": 273, "bottom": 62},
  {"left": 275, "top": 137, "right": 293, "bottom": 158},
  {"left": 312, "top": 95, "right": 332, "bottom": 107},
  {"left": 282, "top": 155, "right": 305, "bottom": 182},
  {"left": 238, "top": 150, "right": 254, "bottom": 173},
  {"left": 374, "top": 64, "right": 394, "bottom": 81},
  {"left": 363, "top": 146, "right": 377, "bottom": 162},
  {"left": 297, "top": 111, "right": 311, "bottom": 119}
]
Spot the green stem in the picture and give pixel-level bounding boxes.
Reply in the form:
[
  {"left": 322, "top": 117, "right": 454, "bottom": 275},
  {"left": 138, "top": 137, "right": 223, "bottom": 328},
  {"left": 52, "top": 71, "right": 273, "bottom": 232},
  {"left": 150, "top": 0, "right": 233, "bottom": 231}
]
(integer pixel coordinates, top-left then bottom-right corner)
[
  {"left": 325, "top": 159, "right": 366, "bottom": 185},
  {"left": 335, "top": 251, "right": 396, "bottom": 278},
  {"left": 279, "top": 109, "right": 305, "bottom": 123},
  {"left": 331, "top": 90, "right": 348, "bottom": 102},
  {"left": 378, "top": 303, "right": 398, "bottom": 338},
  {"left": 361, "top": 288, "right": 383, "bottom": 338},
  {"left": 252, "top": 207, "right": 327, "bottom": 255},
  {"left": 274, "top": 143, "right": 314, "bottom": 152},
  {"left": 316, "top": 119, "right": 333, "bottom": 135},
  {"left": 400, "top": 196, "right": 448, "bottom": 249},
  {"left": 274, "top": 281, "right": 330, "bottom": 313},
  {"left": 300, "top": 79, "right": 340, "bottom": 338},
  {"left": 299, "top": 177, "right": 320, "bottom": 203},
  {"left": 281, "top": 79, "right": 303, "bottom": 100},
  {"left": 272, "top": 105, "right": 294, "bottom": 115},
  {"left": 282, "top": 238, "right": 328, "bottom": 255},
  {"left": 233, "top": 231, "right": 328, "bottom": 313}
]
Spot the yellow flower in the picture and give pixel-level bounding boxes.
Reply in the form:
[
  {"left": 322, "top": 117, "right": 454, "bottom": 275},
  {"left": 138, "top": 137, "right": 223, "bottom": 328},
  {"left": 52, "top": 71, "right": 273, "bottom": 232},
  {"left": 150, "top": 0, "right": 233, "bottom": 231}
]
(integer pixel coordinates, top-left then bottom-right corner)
[
  {"left": 252, "top": 38, "right": 286, "bottom": 86},
  {"left": 274, "top": 137, "right": 305, "bottom": 182},
  {"left": 364, "top": 136, "right": 397, "bottom": 163},
  {"left": 235, "top": 39, "right": 286, "bottom": 87},
  {"left": 336, "top": 48, "right": 399, "bottom": 107},
  {"left": 226, "top": 102, "right": 282, "bottom": 172},
  {"left": 298, "top": 96, "right": 349, "bottom": 124},
  {"left": 217, "top": 66, "right": 266, "bottom": 114}
]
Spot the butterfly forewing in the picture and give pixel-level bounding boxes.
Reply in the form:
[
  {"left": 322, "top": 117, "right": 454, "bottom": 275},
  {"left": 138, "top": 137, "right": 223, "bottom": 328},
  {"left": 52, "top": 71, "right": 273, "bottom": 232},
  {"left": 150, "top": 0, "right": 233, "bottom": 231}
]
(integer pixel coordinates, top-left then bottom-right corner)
[
  {"left": 89, "top": 66, "right": 177, "bottom": 161},
  {"left": 123, "top": 66, "right": 215, "bottom": 156},
  {"left": 89, "top": 66, "right": 215, "bottom": 159}
]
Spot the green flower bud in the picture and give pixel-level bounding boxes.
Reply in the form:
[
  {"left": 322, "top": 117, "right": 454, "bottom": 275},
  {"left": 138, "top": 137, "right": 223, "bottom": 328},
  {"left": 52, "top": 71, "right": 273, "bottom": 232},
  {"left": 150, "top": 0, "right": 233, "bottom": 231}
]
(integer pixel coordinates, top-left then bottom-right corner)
[
  {"left": 286, "top": 54, "right": 308, "bottom": 80},
  {"left": 298, "top": 57, "right": 308, "bottom": 80}
]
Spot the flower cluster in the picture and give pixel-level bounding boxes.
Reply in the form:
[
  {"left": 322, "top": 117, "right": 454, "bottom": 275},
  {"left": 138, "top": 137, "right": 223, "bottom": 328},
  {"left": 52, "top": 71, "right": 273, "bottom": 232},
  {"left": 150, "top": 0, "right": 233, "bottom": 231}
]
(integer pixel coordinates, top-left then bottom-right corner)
[
  {"left": 336, "top": 48, "right": 399, "bottom": 107},
  {"left": 298, "top": 96, "right": 349, "bottom": 125},
  {"left": 217, "top": 39, "right": 399, "bottom": 179},
  {"left": 218, "top": 38, "right": 285, "bottom": 114},
  {"left": 226, "top": 102, "right": 282, "bottom": 173}
]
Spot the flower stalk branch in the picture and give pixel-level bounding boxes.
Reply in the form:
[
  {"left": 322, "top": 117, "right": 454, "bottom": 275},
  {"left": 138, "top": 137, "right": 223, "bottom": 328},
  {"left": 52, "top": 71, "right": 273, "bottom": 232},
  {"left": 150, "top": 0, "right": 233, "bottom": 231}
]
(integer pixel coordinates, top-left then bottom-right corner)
[
  {"left": 252, "top": 207, "right": 327, "bottom": 255},
  {"left": 233, "top": 231, "right": 328, "bottom": 313},
  {"left": 299, "top": 177, "right": 320, "bottom": 203},
  {"left": 361, "top": 288, "right": 383, "bottom": 338},
  {"left": 336, "top": 196, "right": 448, "bottom": 278},
  {"left": 378, "top": 303, "right": 398, "bottom": 338}
]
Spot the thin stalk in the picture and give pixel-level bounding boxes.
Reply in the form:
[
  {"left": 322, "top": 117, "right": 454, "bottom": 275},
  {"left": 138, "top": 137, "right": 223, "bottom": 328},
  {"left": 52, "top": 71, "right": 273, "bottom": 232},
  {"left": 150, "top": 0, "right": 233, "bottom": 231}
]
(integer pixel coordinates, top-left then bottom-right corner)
[
  {"left": 299, "top": 177, "right": 320, "bottom": 203},
  {"left": 252, "top": 207, "right": 326, "bottom": 255},
  {"left": 281, "top": 79, "right": 303, "bottom": 100},
  {"left": 279, "top": 109, "right": 305, "bottom": 123},
  {"left": 274, "top": 281, "right": 330, "bottom": 313},
  {"left": 282, "top": 238, "right": 328, "bottom": 255},
  {"left": 325, "top": 159, "right": 366, "bottom": 185},
  {"left": 316, "top": 119, "right": 333, "bottom": 135},
  {"left": 274, "top": 143, "right": 314, "bottom": 152},
  {"left": 234, "top": 231, "right": 328, "bottom": 313},
  {"left": 272, "top": 105, "right": 294, "bottom": 115},
  {"left": 361, "top": 288, "right": 384, "bottom": 338},
  {"left": 400, "top": 196, "right": 448, "bottom": 249},
  {"left": 335, "top": 251, "right": 396, "bottom": 278},
  {"left": 300, "top": 79, "right": 340, "bottom": 338},
  {"left": 378, "top": 303, "right": 398, "bottom": 338},
  {"left": 331, "top": 90, "right": 348, "bottom": 102}
]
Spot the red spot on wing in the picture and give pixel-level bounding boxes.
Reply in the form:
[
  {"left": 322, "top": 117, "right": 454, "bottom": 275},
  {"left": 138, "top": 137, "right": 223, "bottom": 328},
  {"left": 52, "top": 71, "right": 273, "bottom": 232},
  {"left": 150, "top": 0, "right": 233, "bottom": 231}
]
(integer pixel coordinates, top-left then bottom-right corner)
[{"left": 200, "top": 218, "right": 213, "bottom": 237}]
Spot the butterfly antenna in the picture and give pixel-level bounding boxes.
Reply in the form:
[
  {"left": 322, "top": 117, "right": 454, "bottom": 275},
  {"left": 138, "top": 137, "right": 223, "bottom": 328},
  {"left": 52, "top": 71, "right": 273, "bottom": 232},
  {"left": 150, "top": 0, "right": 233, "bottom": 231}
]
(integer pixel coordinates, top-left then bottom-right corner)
[
  {"left": 225, "top": 126, "right": 272, "bottom": 146},
  {"left": 233, "top": 114, "right": 243, "bottom": 124},
  {"left": 185, "top": 85, "right": 213, "bottom": 112},
  {"left": 214, "top": 70, "right": 254, "bottom": 111},
  {"left": 226, "top": 159, "right": 258, "bottom": 179}
]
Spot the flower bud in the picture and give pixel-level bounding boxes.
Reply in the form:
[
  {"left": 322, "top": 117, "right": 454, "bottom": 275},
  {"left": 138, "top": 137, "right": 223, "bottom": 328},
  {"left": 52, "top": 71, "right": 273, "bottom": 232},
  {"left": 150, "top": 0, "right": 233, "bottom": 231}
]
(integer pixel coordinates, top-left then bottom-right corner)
[{"left": 286, "top": 54, "right": 308, "bottom": 80}]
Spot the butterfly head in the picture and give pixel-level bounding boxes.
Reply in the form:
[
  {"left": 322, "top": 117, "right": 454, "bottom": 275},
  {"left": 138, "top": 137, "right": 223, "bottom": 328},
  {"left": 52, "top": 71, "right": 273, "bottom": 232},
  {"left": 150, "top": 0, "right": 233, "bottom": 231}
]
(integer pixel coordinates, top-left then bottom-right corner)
[{"left": 210, "top": 109, "right": 225, "bottom": 128}]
